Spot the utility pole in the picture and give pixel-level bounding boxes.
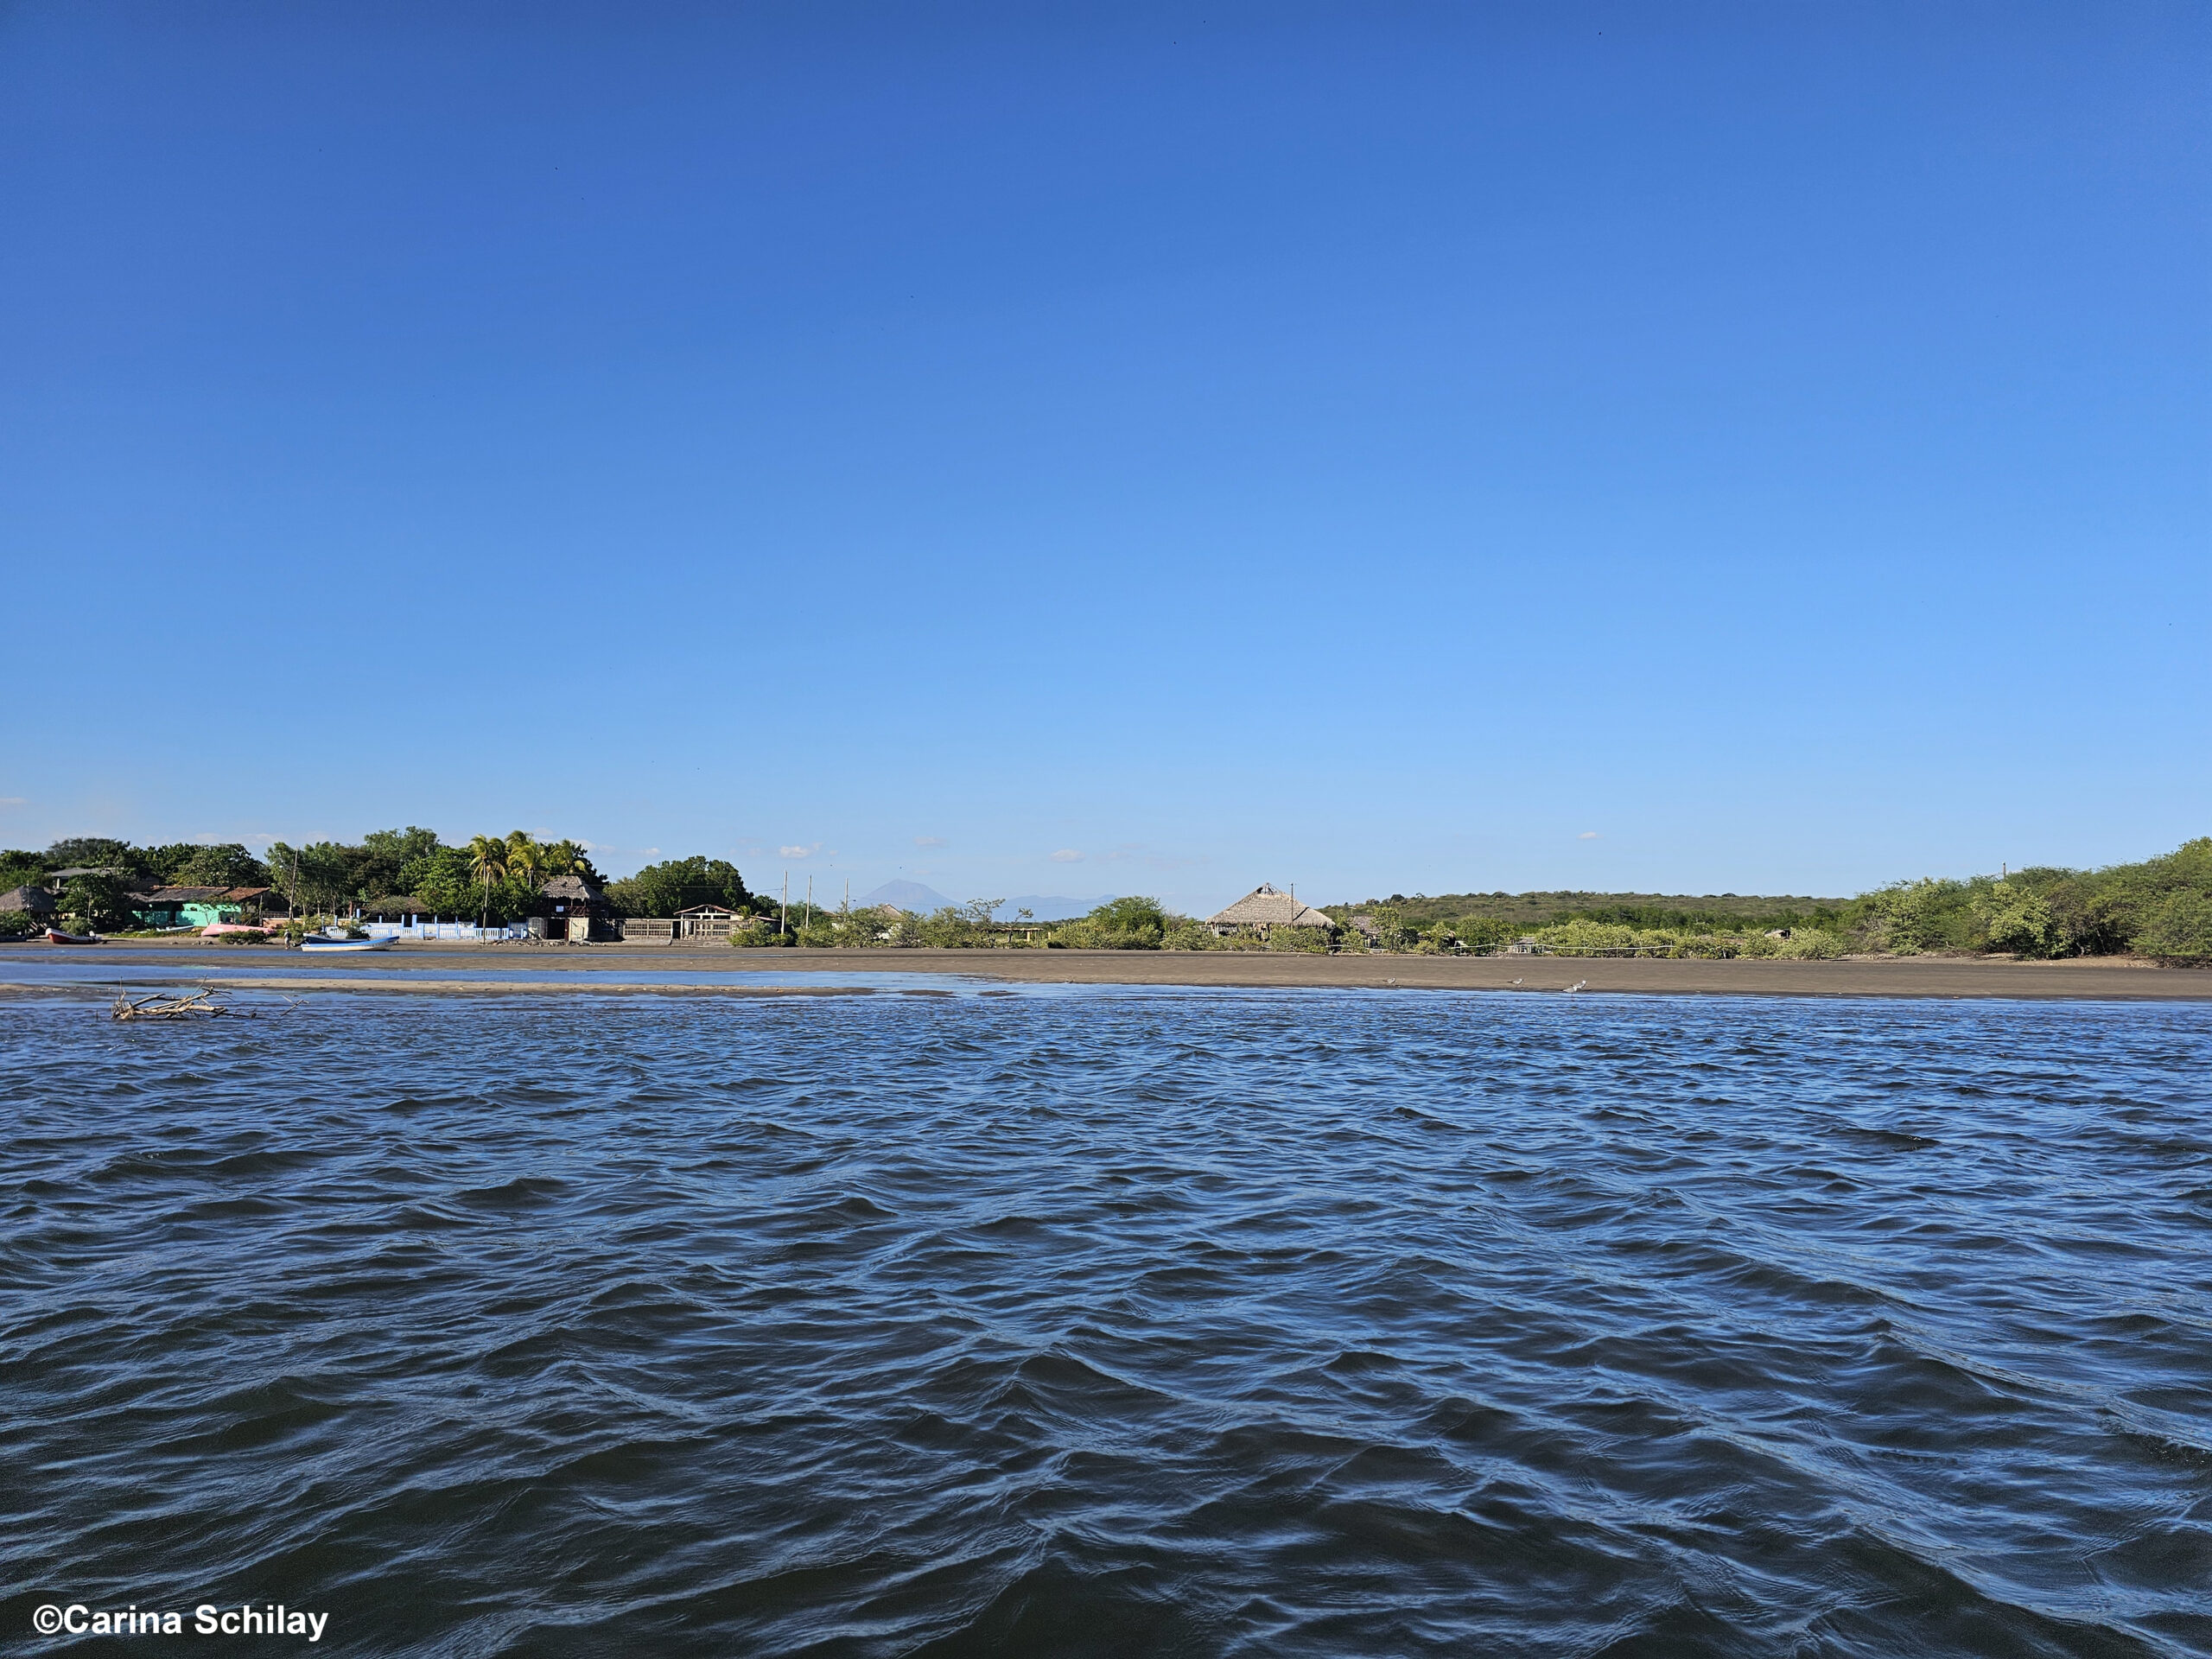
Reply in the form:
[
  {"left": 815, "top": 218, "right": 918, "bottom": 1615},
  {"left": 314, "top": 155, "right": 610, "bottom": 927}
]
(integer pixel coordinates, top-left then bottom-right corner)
[
  {"left": 780, "top": 872, "right": 788, "bottom": 939},
  {"left": 805, "top": 874, "right": 813, "bottom": 932}
]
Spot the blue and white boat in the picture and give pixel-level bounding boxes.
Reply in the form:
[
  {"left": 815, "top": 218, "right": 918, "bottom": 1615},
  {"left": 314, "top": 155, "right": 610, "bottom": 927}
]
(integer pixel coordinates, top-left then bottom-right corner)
[{"left": 299, "top": 928, "right": 397, "bottom": 953}]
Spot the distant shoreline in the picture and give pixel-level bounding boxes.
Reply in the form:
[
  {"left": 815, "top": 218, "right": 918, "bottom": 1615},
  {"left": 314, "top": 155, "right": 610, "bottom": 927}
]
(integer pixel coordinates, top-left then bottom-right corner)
[{"left": 4, "top": 941, "right": 2208, "bottom": 1001}]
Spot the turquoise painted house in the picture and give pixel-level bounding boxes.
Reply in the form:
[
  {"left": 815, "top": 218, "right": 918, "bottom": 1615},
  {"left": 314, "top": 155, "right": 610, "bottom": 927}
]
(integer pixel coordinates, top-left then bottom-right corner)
[{"left": 130, "top": 885, "right": 285, "bottom": 929}]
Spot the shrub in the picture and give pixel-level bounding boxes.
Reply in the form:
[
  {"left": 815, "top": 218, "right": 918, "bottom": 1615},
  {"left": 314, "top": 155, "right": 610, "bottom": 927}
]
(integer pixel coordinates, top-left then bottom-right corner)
[
  {"left": 1086, "top": 896, "right": 1170, "bottom": 950},
  {"left": 1535, "top": 920, "right": 1640, "bottom": 956},
  {"left": 1977, "top": 883, "right": 2058, "bottom": 957},
  {"left": 2133, "top": 892, "right": 2212, "bottom": 966},
  {"left": 1449, "top": 917, "right": 1517, "bottom": 954},
  {"left": 1848, "top": 879, "right": 1983, "bottom": 953}
]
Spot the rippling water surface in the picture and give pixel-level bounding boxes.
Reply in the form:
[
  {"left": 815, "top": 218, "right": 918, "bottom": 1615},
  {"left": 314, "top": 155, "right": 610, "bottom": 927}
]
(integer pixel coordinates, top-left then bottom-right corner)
[{"left": 5, "top": 988, "right": 2209, "bottom": 1656}]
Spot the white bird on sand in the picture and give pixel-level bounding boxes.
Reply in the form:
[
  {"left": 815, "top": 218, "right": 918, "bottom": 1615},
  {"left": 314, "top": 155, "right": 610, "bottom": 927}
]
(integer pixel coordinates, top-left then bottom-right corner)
[
  {"left": 1508, "top": 978, "right": 1523, "bottom": 987},
  {"left": 1564, "top": 979, "right": 1588, "bottom": 994}
]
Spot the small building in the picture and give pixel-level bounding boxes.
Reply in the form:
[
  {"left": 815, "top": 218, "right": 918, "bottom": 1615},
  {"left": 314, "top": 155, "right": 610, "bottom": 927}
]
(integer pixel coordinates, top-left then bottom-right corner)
[
  {"left": 677, "top": 904, "right": 749, "bottom": 941},
  {"left": 620, "top": 905, "right": 758, "bottom": 944},
  {"left": 1207, "top": 883, "right": 1338, "bottom": 939},
  {"left": 540, "top": 873, "right": 613, "bottom": 942},
  {"left": 1348, "top": 912, "right": 1384, "bottom": 947},
  {"left": 1, "top": 885, "right": 57, "bottom": 916},
  {"left": 130, "top": 885, "right": 284, "bottom": 929}
]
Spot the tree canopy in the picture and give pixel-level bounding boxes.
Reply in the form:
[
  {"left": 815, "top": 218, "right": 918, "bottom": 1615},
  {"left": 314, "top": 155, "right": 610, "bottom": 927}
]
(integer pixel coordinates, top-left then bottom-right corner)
[{"left": 604, "top": 856, "right": 757, "bottom": 918}]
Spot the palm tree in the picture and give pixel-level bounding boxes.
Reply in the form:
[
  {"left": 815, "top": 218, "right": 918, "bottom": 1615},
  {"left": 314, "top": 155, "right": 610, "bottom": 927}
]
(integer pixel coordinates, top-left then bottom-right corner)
[
  {"left": 506, "top": 833, "right": 545, "bottom": 898},
  {"left": 544, "top": 839, "right": 593, "bottom": 879},
  {"left": 466, "top": 835, "right": 508, "bottom": 932}
]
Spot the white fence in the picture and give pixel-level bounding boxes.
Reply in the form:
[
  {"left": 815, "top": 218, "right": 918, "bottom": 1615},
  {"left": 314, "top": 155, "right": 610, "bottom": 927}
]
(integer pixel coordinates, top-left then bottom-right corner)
[{"left": 363, "top": 920, "right": 529, "bottom": 941}]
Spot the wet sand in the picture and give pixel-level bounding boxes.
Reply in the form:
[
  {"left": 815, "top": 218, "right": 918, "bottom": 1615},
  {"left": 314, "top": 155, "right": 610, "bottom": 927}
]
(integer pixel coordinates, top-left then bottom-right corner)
[{"left": 14, "top": 941, "right": 2209, "bottom": 1001}]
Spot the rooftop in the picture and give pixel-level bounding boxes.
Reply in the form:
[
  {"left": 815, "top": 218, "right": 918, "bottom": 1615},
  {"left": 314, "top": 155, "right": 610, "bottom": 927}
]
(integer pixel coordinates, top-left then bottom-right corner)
[{"left": 1208, "top": 883, "right": 1336, "bottom": 930}]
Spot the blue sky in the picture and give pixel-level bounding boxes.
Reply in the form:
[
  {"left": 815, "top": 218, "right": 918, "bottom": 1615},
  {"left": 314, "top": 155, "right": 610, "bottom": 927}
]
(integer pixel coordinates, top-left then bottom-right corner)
[{"left": 3, "top": 2, "right": 2204, "bottom": 912}]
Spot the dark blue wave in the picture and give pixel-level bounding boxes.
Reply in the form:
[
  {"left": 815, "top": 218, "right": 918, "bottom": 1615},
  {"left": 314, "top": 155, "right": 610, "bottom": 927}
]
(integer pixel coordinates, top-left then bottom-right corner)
[{"left": 3, "top": 990, "right": 2207, "bottom": 1656}]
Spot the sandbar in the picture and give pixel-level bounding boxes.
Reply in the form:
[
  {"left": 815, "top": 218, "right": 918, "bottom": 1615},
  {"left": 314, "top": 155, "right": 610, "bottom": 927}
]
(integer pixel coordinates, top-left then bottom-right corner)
[{"left": 8, "top": 942, "right": 2208, "bottom": 1001}]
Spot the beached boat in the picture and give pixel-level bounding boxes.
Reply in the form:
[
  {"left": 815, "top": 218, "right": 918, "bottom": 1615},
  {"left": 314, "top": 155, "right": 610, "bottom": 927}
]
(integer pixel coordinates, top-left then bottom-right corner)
[
  {"left": 45, "top": 927, "right": 101, "bottom": 944},
  {"left": 299, "top": 930, "right": 397, "bottom": 953}
]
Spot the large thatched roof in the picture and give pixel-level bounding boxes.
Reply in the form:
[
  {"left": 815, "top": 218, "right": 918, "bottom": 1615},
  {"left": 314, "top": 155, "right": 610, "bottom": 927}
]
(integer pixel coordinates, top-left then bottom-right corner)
[
  {"left": 1207, "top": 883, "right": 1335, "bottom": 929},
  {"left": 542, "top": 873, "right": 606, "bottom": 902}
]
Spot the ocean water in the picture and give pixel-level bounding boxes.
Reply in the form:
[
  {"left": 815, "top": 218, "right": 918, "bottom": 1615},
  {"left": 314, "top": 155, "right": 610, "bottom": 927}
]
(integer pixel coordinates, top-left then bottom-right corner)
[{"left": 4, "top": 987, "right": 2208, "bottom": 1656}]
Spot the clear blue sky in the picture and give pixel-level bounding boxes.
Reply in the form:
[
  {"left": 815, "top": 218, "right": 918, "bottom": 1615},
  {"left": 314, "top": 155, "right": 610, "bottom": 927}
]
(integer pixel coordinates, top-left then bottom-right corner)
[{"left": 3, "top": 3, "right": 2204, "bottom": 911}]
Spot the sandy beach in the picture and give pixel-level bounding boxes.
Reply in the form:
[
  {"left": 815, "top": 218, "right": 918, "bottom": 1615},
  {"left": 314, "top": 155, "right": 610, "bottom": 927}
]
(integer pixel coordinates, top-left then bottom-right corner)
[{"left": 12, "top": 941, "right": 2208, "bottom": 1001}]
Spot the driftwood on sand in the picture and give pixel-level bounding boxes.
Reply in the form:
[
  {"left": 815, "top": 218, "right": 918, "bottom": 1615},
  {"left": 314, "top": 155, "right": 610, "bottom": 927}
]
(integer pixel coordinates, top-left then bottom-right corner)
[{"left": 111, "top": 988, "right": 254, "bottom": 1020}]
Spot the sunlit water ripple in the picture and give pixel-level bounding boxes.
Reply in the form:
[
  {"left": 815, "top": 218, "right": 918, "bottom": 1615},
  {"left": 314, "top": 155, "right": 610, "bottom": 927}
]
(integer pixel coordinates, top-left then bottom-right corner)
[{"left": 4, "top": 988, "right": 2208, "bottom": 1656}]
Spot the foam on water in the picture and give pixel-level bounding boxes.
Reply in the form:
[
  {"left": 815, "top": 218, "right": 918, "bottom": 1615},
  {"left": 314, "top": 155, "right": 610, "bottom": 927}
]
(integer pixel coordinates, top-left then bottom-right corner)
[{"left": 3, "top": 989, "right": 2207, "bottom": 1655}]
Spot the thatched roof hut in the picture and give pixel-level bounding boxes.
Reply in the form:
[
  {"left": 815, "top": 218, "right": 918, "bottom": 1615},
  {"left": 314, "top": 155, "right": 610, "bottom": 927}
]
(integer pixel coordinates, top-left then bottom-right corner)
[
  {"left": 541, "top": 873, "right": 607, "bottom": 910},
  {"left": 0, "top": 884, "right": 56, "bottom": 914},
  {"left": 539, "top": 871, "right": 612, "bottom": 940},
  {"left": 1207, "top": 884, "right": 1336, "bottom": 934}
]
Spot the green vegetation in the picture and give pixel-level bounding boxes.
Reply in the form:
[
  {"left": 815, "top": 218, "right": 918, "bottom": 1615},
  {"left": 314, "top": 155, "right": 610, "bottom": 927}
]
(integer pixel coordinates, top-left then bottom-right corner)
[
  {"left": 2, "top": 838, "right": 274, "bottom": 894},
  {"left": 5, "top": 831, "right": 2204, "bottom": 965},
  {"left": 605, "top": 857, "right": 760, "bottom": 920},
  {"left": 0, "top": 829, "right": 611, "bottom": 931},
  {"left": 1841, "top": 838, "right": 2212, "bottom": 963},
  {"left": 1052, "top": 896, "right": 1173, "bottom": 950},
  {"left": 770, "top": 895, "right": 1334, "bottom": 953},
  {"left": 264, "top": 828, "right": 601, "bottom": 925},
  {"left": 60, "top": 872, "right": 130, "bottom": 931},
  {"left": 1323, "top": 839, "right": 2210, "bottom": 964},
  {"left": 1328, "top": 890, "right": 1846, "bottom": 931}
]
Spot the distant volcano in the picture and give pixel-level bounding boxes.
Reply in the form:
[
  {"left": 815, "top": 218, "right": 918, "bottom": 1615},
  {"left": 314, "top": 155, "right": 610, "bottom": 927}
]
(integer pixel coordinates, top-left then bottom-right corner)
[{"left": 856, "top": 880, "right": 957, "bottom": 913}]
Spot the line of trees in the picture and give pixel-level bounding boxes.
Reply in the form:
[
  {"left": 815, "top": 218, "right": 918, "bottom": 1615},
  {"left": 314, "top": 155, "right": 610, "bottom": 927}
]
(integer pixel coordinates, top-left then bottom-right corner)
[
  {"left": 753, "top": 895, "right": 1330, "bottom": 953},
  {"left": 6, "top": 831, "right": 2206, "bottom": 963},
  {"left": 1319, "top": 838, "right": 2211, "bottom": 965},
  {"left": 745, "top": 837, "right": 2212, "bottom": 964},
  {"left": 0, "top": 829, "right": 610, "bottom": 933},
  {"left": 603, "top": 857, "right": 760, "bottom": 920},
  {"left": 1841, "top": 838, "right": 2211, "bottom": 963},
  {"left": 0, "top": 831, "right": 778, "bottom": 934},
  {"left": 1, "top": 838, "right": 278, "bottom": 934},
  {"left": 263, "top": 830, "right": 602, "bottom": 927}
]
